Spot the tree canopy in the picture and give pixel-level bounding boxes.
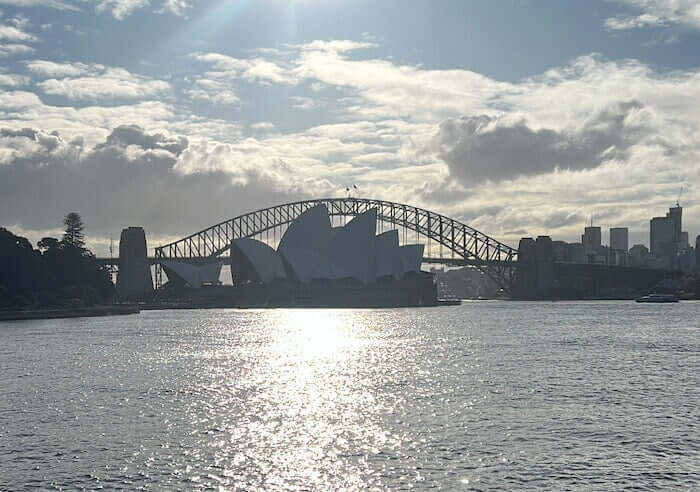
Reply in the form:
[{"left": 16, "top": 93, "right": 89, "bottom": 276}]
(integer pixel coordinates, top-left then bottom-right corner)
[
  {"left": 0, "top": 214, "right": 114, "bottom": 310},
  {"left": 62, "top": 212, "right": 86, "bottom": 251}
]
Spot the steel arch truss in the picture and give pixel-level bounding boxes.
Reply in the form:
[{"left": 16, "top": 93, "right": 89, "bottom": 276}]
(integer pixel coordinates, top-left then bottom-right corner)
[{"left": 154, "top": 197, "right": 517, "bottom": 292}]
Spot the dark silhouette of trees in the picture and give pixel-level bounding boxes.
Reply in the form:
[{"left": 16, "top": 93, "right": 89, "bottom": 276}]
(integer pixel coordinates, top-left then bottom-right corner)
[
  {"left": 0, "top": 213, "right": 115, "bottom": 310},
  {"left": 62, "top": 212, "right": 86, "bottom": 251}
]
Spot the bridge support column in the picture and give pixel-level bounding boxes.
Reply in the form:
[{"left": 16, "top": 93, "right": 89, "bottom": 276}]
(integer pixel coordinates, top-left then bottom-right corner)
[{"left": 116, "top": 227, "right": 154, "bottom": 300}]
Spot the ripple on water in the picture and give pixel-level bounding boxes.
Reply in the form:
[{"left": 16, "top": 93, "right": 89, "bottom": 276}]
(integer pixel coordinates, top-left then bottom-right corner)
[{"left": 0, "top": 303, "right": 698, "bottom": 490}]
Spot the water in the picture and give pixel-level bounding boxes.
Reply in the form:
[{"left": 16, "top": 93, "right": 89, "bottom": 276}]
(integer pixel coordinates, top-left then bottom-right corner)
[{"left": 1, "top": 302, "right": 698, "bottom": 490}]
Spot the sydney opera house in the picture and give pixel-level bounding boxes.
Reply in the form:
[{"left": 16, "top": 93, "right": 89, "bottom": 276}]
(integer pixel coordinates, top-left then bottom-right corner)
[
  {"left": 158, "top": 204, "right": 437, "bottom": 307},
  {"left": 228, "top": 204, "right": 437, "bottom": 307}
]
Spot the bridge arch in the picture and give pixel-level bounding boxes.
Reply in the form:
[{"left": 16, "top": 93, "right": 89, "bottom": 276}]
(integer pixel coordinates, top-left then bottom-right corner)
[{"left": 154, "top": 197, "right": 517, "bottom": 292}]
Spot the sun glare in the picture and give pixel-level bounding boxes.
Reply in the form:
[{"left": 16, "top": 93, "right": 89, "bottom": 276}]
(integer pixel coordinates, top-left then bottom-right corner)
[{"left": 278, "top": 309, "right": 351, "bottom": 358}]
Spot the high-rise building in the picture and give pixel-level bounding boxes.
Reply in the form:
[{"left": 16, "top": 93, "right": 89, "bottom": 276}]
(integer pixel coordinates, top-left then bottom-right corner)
[
  {"left": 696, "top": 236, "right": 700, "bottom": 267},
  {"left": 581, "top": 226, "right": 601, "bottom": 252},
  {"left": 668, "top": 205, "right": 682, "bottom": 243},
  {"left": 609, "top": 227, "right": 629, "bottom": 252},
  {"left": 650, "top": 205, "right": 682, "bottom": 255}
]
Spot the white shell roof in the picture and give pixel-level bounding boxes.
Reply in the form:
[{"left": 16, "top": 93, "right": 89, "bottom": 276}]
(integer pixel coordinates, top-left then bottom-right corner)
[
  {"left": 398, "top": 244, "right": 424, "bottom": 275},
  {"left": 328, "top": 208, "right": 377, "bottom": 284},
  {"left": 162, "top": 260, "right": 222, "bottom": 288},
  {"left": 229, "top": 204, "right": 425, "bottom": 285},
  {"left": 375, "top": 230, "right": 401, "bottom": 279},
  {"left": 231, "top": 238, "right": 286, "bottom": 283},
  {"left": 278, "top": 204, "right": 333, "bottom": 283}
]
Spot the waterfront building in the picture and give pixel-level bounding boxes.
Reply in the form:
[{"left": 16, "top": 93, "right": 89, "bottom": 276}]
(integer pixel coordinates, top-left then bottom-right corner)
[
  {"left": 230, "top": 204, "right": 424, "bottom": 285},
  {"left": 650, "top": 205, "right": 683, "bottom": 253},
  {"left": 581, "top": 226, "right": 601, "bottom": 252},
  {"left": 161, "top": 260, "right": 223, "bottom": 288},
  {"left": 610, "top": 227, "right": 629, "bottom": 252},
  {"left": 628, "top": 244, "right": 650, "bottom": 268},
  {"left": 650, "top": 205, "right": 689, "bottom": 269},
  {"left": 552, "top": 240, "right": 567, "bottom": 262},
  {"left": 650, "top": 216, "right": 673, "bottom": 255},
  {"left": 564, "top": 242, "right": 587, "bottom": 264},
  {"left": 676, "top": 247, "right": 696, "bottom": 274}
]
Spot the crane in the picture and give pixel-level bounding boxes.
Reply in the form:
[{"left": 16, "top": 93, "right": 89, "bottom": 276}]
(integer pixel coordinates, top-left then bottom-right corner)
[{"left": 676, "top": 186, "right": 684, "bottom": 207}]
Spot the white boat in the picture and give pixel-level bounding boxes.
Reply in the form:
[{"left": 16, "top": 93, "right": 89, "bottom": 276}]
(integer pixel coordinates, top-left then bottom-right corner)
[{"left": 635, "top": 293, "right": 678, "bottom": 303}]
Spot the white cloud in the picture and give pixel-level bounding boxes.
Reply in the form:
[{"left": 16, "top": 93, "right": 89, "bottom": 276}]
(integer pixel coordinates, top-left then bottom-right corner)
[
  {"left": 0, "top": 42, "right": 33, "bottom": 56},
  {"left": 0, "top": 70, "right": 28, "bottom": 86},
  {"left": 191, "top": 52, "right": 295, "bottom": 85},
  {"left": 157, "top": 0, "right": 190, "bottom": 16},
  {"left": 94, "top": 0, "right": 192, "bottom": 19},
  {"left": 96, "top": 0, "right": 148, "bottom": 20},
  {"left": 0, "top": 15, "right": 38, "bottom": 56},
  {"left": 251, "top": 121, "right": 274, "bottom": 131},
  {"left": 185, "top": 78, "right": 239, "bottom": 105},
  {"left": 292, "top": 40, "right": 508, "bottom": 121},
  {"left": 606, "top": 0, "right": 700, "bottom": 30},
  {"left": 0, "top": 23, "right": 37, "bottom": 42},
  {"left": 3, "top": 35, "right": 700, "bottom": 245},
  {"left": 26, "top": 60, "right": 90, "bottom": 78},
  {"left": 0, "top": 0, "right": 79, "bottom": 11},
  {"left": 35, "top": 64, "right": 170, "bottom": 101},
  {"left": 291, "top": 96, "right": 315, "bottom": 110}
]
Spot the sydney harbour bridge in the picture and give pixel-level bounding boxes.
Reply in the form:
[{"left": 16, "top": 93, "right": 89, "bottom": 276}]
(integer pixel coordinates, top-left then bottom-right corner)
[
  {"left": 99, "top": 197, "right": 680, "bottom": 300},
  {"left": 100, "top": 197, "right": 518, "bottom": 293}
]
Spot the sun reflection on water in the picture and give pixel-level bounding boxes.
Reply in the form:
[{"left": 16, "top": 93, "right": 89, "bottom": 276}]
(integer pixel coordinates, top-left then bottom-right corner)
[
  {"left": 236, "top": 309, "right": 387, "bottom": 489},
  {"left": 271, "top": 308, "right": 359, "bottom": 358}
]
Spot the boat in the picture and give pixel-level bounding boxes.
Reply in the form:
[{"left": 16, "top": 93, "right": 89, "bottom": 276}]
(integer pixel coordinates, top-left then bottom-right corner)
[{"left": 635, "top": 293, "right": 679, "bottom": 303}]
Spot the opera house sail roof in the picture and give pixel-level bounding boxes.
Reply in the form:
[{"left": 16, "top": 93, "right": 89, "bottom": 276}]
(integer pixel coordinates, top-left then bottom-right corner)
[{"left": 230, "top": 204, "right": 425, "bottom": 286}]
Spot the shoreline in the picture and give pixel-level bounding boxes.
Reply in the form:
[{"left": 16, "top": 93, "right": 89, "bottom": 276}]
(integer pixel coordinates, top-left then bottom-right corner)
[{"left": 0, "top": 305, "right": 140, "bottom": 321}]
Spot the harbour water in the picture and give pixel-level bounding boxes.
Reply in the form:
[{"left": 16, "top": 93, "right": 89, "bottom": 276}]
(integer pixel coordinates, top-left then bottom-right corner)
[{"left": 1, "top": 302, "right": 698, "bottom": 490}]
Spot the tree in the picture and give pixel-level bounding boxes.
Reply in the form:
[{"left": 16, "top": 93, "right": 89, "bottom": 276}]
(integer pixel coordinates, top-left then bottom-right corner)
[
  {"left": 37, "top": 237, "right": 60, "bottom": 252},
  {"left": 62, "top": 212, "right": 86, "bottom": 250}
]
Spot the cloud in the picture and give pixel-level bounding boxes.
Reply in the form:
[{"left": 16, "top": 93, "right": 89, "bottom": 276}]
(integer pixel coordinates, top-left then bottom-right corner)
[
  {"left": 185, "top": 78, "right": 239, "bottom": 105},
  {"left": 0, "top": 23, "right": 37, "bottom": 42},
  {"left": 291, "top": 96, "right": 315, "bottom": 110},
  {"left": 157, "top": 0, "right": 190, "bottom": 16},
  {"left": 190, "top": 52, "right": 295, "bottom": 85},
  {"left": 0, "top": 42, "right": 33, "bottom": 56},
  {"left": 2, "top": 35, "right": 700, "bottom": 245},
  {"left": 25, "top": 59, "right": 90, "bottom": 77},
  {"left": 432, "top": 101, "right": 652, "bottom": 183},
  {"left": 292, "top": 39, "right": 508, "bottom": 121},
  {"left": 0, "top": 70, "right": 28, "bottom": 86},
  {"left": 250, "top": 121, "right": 274, "bottom": 131},
  {"left": 34, "top": 63, "right": 170, "bottom": 101},
  {"left": 94, "top": 0, "right": 191, "bottom": 19},
  {"left": 606, "top": 0, "right": 700, "bottom": 31},
  {"left": 0, "top": 13, "right": 38, "bottom": 56},
  {"left": 0, "top": 0, "right": 79, "bottom": 11},
  {"left": 0, "top": 124, "right": 308, "bottom": 242},
  {"left": 96, "top": 0, "right": 149, "bottom": 20}
]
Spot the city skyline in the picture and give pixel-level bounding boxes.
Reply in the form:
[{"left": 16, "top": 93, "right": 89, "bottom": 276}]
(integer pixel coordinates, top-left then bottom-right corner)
[{"left": 1, "top": 0, "right": 700, "bottom": 254}]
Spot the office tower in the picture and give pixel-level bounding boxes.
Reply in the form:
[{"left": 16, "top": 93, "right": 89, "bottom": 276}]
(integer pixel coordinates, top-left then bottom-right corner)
[{"left": 610, "top": 227, "right": 629, "bottom": 252}]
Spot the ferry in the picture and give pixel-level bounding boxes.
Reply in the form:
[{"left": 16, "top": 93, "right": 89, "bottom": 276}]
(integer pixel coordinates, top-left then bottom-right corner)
[{"left": 635, "top": 293, "right": 679, "bottom": 303}]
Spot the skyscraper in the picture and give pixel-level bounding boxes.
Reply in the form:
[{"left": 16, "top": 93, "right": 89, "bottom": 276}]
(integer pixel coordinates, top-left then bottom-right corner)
[
  {"left": 582, "top": 226, "right": 601, "bottom": 252},
  {"left": 610, "top": 227, "right": 629, "bottom": 252},
  {"left": 668, "top": 205, "right": 682, "bottom": 243},
  {"left": 650, "top": 205, "right": 682, "bottom": 255}
]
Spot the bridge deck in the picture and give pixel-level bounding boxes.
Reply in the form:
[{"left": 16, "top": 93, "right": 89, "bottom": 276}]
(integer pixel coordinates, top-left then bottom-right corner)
[{"left": 97, "top": 257, "right": 515, "bottom": 267}]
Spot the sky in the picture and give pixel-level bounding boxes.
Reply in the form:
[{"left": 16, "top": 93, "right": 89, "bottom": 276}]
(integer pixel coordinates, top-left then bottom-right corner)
[{"left": 2, "top": 0, "right": 700, "bottom": 254}]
